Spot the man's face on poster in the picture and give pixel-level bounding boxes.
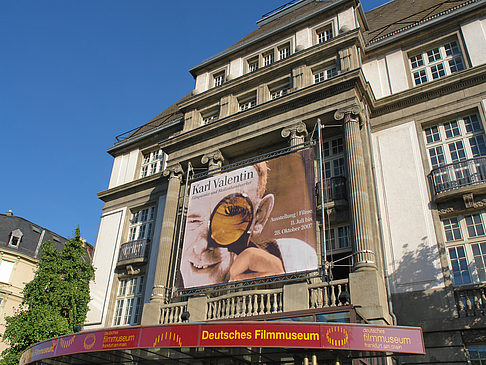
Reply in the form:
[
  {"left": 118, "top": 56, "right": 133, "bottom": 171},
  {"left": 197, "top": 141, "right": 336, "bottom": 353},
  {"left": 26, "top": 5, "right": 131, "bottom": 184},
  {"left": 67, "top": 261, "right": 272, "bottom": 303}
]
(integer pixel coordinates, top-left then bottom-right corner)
[{"left": 180, "top": 166, "right": 262, "bottom": 288}]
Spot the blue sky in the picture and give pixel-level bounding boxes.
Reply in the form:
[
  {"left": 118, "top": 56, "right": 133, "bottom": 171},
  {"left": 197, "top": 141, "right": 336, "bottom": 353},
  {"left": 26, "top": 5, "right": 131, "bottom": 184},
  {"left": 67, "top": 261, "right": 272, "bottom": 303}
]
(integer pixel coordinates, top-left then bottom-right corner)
[{"left": 1, "top": 0, "right": 389, "bottom": 245}]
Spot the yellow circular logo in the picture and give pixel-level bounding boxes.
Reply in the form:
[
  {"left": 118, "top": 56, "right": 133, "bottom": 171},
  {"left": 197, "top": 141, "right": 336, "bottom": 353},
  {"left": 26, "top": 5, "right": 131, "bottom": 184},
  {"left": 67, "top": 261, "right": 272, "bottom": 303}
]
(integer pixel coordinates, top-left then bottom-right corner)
[
  {"left": 326, "top": 327, "right": 349, "bottom": 347},
  {"left": 83, "top": 334, "right": 96, "bottom": 350}
]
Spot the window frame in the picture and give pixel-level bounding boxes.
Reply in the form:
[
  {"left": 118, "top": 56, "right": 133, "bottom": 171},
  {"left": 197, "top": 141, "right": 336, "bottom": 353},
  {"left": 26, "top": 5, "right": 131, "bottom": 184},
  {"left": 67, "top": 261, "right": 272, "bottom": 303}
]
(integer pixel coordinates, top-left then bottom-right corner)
[
  {"left": 140, "top": 148, "right": 166, "bottom": 178},
  {"left": 128, "top": 206, "right": 156, "bottom": 242},
  {"left": 441, "top": 211, "right": 486, "bottom": 286},
  {"left": 238, "top": 92, "right": 257, "bottom": 112},
  {"left": 407, "top": 35, "right": 466, "bottom": 87},
  {"left": 113, "top": 276, "right": 145, "bottom": 326}
]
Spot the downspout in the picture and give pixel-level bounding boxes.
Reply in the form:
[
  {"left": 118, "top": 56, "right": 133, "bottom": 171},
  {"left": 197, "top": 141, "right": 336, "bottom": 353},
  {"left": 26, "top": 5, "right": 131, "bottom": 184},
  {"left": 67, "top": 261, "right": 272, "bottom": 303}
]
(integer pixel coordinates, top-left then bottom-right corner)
[{"left": 365, "top": 105, "right": 398, "bottom": 326}]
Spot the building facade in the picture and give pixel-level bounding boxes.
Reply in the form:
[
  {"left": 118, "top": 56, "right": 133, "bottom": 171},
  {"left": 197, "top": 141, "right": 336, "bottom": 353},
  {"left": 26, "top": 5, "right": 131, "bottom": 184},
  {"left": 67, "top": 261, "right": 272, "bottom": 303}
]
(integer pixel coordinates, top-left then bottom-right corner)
[
  {"left": 86, "top": 0, "right": 486, "bottom": 363},
  {"left": 0, "top": 212, "right": 69, "bottom": 354}
]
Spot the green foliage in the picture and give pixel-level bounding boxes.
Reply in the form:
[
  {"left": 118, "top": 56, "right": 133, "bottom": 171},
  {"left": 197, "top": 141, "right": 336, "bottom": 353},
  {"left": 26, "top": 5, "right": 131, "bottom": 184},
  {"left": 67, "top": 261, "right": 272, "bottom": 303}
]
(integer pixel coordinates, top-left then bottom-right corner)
[{"left": 1, "top": 228, "right": 95, "bottom": 364}]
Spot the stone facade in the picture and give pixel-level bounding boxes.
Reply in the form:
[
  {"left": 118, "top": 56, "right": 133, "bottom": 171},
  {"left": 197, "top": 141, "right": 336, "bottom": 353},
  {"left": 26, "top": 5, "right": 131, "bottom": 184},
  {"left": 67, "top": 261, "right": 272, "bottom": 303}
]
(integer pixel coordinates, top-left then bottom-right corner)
[{"left": 87, "top": 0, "right": 486, "bottom": 363}]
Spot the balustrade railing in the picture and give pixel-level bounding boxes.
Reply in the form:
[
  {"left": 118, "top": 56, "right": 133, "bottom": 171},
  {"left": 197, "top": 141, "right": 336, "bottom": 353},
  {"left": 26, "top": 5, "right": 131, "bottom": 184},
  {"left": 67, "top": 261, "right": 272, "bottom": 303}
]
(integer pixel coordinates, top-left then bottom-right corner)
[
  {"left": 160, "top": 302, "right": 188, "bottom": 324},
  {"left": 317, "top": 176, "right": 347, "bottom": 204},
  {"left": 428, "top": 157, "right": 486, "bottom": 196},
  {"left": 118, "top": 239, "right": 150, "bottom": 263},
  {"left": 207, "top": 289, "right": 283, "bottom": 320},
  {"left": 309, "top": 279, "right": 349, "bottom": 308},
  {"left": 454, "top": 284, "right": 486, "bottom": 318}
]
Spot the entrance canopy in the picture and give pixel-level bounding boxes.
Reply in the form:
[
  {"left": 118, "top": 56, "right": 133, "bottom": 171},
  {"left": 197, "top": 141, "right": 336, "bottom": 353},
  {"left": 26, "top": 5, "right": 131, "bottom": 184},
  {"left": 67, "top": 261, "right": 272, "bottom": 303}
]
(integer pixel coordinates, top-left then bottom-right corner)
[{"left": 21, "top": 322, "right": 424, "bottom": 364}]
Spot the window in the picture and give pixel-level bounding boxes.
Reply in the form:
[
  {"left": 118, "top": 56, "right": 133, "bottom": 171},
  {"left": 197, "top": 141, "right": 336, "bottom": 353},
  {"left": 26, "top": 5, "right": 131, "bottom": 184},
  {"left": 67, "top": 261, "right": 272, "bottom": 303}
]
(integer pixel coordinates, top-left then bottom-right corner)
[
  {"left": 323, "top": 137, "right": 345, "bottom": 178},
  {"left": 325, "top": 225, "right": 351, "bottom": 251},
  {"left": 278, "top": 43, "right": 291, "bottom": 60},
  {"left": 314, "top": 66, "right": 338, "bottom": 83},
  {"left": 263, "top": 51, "right": 274, "bottom": 67},
  {"left": 140, "top": 148, "right": 165, "bottom": 178},
  {"left": 113, "top": 276, "right": 144, "bottom": 326},
  {"left": 269, "top": 80, "right": 290, "bottom": 100},
  {"left": 8, "top": 229, "right": 23, "bottom": 247},
  {"left": 409, "top": 40, "right": 465, "bottom": 86},
  {"left": 468, "top": 346, "right": 486, "bottom": 365},
  {"left": 238, "top": 94, "right": 257, "bottom": 111},
  {"left": 248, "top": 57, "right": 259, "bottom": 72},
  {"left": 128, "top": 206, "right": 155, "bottom": 241},
  {"left": 213, "top": 71, "right": 225, "bottom": 87},
  {"left": 317, "top": 26, "right": 333, "bottom": 44},
  {"left": 201, "top": 108, "right": 219, "bottom": 125},
  {"left": 442, "top": 212, "right": 486, "bottom": 285},
  {"left": 0, "top": 260, "right": 15, "bottom": 283}
]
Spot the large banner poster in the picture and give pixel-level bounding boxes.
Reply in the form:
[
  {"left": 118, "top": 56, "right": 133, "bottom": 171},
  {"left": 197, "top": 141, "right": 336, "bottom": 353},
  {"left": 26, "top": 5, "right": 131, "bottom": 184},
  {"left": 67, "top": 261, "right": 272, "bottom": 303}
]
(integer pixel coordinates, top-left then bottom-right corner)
[{"left": 179, "top": 149, "right": 318, "bottom": 289}]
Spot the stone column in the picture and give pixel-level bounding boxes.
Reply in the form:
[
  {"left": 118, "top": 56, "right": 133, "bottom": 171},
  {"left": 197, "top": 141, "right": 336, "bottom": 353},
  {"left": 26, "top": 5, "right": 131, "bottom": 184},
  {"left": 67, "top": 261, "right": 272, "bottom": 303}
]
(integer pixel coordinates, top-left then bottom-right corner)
[
  {"left": 334, "top": 105, "right": 375, "bottom": 271},
  {"left": 201, "top": 150, "right": 224, "bottom": 171},
  {"left": 142, "top": 163, "right": 184, "bottom": 324},
  {"left": 281, "top": 121, "right": 308, "bottom": 147}
]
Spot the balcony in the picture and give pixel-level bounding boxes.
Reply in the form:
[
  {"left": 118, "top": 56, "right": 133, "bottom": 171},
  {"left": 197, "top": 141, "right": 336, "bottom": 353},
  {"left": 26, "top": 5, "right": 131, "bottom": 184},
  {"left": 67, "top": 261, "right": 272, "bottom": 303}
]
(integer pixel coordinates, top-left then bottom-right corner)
[
  {"left": 454, "top": 283, "right": 486, "bottom": 318},
  {"left": 117, "top": 239, "right": 150, "bottom": 266},
  {"left": 428, "top": 157, "right": 486, "bottom": 199},
  {"left": 317, "top": 176, "right": 347, "bottom": 205}
]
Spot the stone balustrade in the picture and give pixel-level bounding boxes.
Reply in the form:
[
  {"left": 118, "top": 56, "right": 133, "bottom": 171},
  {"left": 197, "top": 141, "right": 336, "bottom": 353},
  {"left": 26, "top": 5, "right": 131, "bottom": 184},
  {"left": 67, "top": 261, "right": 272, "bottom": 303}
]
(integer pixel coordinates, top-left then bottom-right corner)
[
  {"left": 454, "top": 284, "right": 486, "bottom": 318},
  {"left": 160, "top": 301, "right": 188, "bottom": 324},
  {"left": 309, "top": 279, "right": 350, "bottom": 308},
  {"left": 207, "top": 289, "right": 283, "bottom": 320}
]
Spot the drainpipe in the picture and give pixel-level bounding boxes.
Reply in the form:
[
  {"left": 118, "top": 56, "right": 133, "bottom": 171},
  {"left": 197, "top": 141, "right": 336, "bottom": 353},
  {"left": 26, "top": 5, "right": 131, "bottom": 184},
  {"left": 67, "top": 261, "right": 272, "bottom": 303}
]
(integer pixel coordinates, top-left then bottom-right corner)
[{"left": 365, "top": 104, "right": 398, "bottom": 326}]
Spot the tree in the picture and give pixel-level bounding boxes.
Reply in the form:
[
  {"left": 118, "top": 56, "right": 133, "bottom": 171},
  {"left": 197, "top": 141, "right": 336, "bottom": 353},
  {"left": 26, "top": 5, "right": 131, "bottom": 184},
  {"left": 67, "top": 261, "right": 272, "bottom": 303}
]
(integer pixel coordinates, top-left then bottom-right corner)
[{"left": 1, "top": 228, "right": 95, "bottom": 364}]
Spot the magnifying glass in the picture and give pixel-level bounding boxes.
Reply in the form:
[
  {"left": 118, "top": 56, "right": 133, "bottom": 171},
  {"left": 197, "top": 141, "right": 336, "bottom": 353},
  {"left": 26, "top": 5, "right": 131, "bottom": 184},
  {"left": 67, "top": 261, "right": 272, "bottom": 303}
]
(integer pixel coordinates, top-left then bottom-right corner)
[{"left": 209, "top": 193, "right": 254, "bottom": 254}]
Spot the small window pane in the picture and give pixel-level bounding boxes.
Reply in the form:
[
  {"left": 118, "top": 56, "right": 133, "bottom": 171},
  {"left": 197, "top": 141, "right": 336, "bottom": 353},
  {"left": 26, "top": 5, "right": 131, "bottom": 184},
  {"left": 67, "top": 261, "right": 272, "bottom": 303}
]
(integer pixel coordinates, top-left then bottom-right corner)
[
  {"left": 443, "top": 218, "right": 462, "bottom": 241},
  {"left": 465, "top": 214, "right": 485, "bottom": 237},
  {"left": 410, "top": 55, "right": 424, "bottom": 69},
  {"left": 431, "top": 63, "right": 446, "bottom": 79},
  {"left": 427, "top": 48, "right": 442, "bottom": 62},
  {"left": 448, "top": 246, "right": 471, "bottom": 285},
  {"left": 414, "top": 70, "right": 427, "bottom": 85},
  {"left": 425, "top": 126, "right": 441, "bottom": 144},
  {"left": 444, "top": 120, "right": 461, "bottom": 138}
]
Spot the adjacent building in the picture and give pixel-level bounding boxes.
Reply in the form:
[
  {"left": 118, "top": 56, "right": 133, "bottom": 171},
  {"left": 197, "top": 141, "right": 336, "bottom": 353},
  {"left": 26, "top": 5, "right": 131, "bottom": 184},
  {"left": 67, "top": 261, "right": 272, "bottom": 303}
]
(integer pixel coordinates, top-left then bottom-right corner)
[{"left": 84, "top": 0, "right": 486, "bottom": 363}]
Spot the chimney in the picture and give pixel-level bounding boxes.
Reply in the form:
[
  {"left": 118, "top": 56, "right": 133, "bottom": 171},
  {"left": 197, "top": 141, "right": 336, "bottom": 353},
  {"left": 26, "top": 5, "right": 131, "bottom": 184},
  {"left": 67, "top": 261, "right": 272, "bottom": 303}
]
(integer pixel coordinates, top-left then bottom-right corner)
[{"left": 6, "top": 210, "right": 13, "bottom": 216}]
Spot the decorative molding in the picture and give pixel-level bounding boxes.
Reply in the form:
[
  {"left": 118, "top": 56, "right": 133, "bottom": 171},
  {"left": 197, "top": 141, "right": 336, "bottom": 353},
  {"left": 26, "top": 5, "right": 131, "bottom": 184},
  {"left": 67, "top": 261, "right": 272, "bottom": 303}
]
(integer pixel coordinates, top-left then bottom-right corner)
[
  {"left": 334, "top": 104, "right": 361, "bottom": 121},
  {"left": 163, "top": 163, "right": 184, "bottom": 179},
  {"left": 201, "top": 150, "right": 225, "bottom": 170}
]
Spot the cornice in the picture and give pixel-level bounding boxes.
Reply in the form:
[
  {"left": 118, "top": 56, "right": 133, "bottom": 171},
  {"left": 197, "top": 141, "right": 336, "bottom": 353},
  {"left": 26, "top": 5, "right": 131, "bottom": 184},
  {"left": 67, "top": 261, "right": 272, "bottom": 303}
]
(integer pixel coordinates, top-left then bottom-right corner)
[
  {"left": 179, "top": 29, "right": 364, "bottom": 111},
  {"left": 371, "top": 64, "right": 486, "bottom": 118},
  {"left": 97, "top": 172, "right": 168, "bottom": 202}
]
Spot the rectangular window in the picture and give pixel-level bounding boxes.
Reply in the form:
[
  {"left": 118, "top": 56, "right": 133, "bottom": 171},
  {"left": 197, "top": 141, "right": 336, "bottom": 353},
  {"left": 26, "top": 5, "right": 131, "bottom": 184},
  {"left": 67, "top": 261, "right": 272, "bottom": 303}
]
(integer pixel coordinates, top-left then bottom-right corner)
[
  {"left": 278, "top": 44, "right": 291, "bottom": 60},
  {"left": 269, "top": 80, "right": 290, "bottom": 100},
  {"left": 317, "top": 26, "right": 333, "bottom": 44},
  {"left": 238, "top": 94, "right": 257, "bottom": 111},
  {"left": 248, "top": 58, "right": 259, "bottom": 72},
  {"left": 325, "top": 225, "right": 351, "bottom": 250},
  {"left": 443, "top": 212, "right": 486, "bottom": 285},
  {"left": 0, "top": 260, "right": 14, "bottom": 283},
  {"left": 213, "top": 71, "right": 225, "bottom": 87},
  {"left": 128, "top": 206, "right": 155, "bottom": 241},
  {"left": 263, "top": 51, "right": 274, "bottom": 67},
  {"left": 113, "top": 276, "right": 144, "bottom": 326},
  {"left": 202, "top": 109, "right": 219, "bottom": 125},
  {"left": 467, "top": 346, "right": 486, "bottom": 365},
  {"left": 424, "top": 114, "right": 486, "bottom": 170},
  {"left": 409, "top": 40, "right": 465, "bottom": 86},
  {"left": 314, "top": 66, "right": 338, "bottom": 84},
  {"left": 140, "top": 149, "right": 165, "bottom": 178}
]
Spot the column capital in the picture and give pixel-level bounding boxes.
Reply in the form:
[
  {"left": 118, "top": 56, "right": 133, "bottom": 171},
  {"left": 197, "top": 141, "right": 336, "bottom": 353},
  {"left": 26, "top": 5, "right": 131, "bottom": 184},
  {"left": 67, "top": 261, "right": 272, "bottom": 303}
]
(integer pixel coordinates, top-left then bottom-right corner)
[
  {"left": 333, "top": 104, "right": 361, "bottom": 122},
  {"left": 281, "top": 122, "right": 308, "bottom": 147},
  {"left": 163, "top": 163, "right": 184, "bottom": 180},
  {"left": 201, "top": 150, "right": 224, "bottom": 170}
]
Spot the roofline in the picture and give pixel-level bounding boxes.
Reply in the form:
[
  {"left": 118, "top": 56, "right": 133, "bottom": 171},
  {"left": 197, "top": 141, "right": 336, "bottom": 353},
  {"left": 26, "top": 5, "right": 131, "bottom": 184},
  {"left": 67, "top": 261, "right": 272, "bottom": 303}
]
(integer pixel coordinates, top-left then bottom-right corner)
[
  {"left": 107, "top": 117, "right": 184, "bottom": 155},
  {"left": 365, "top": 0, "right": 486, "bottom": 50},
  {"left": 0, "top": 213, "right": 68, "bottom": 242},
  {"left": 189, "top": 0, "right": 350, "bottom": 76}
]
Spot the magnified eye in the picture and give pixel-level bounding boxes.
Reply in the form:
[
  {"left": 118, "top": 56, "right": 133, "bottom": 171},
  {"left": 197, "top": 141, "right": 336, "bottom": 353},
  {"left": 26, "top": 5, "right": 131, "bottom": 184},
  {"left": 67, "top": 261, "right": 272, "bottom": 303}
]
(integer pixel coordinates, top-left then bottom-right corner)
[{"left": 210, "top": 195, "right": 253, "bottom": 246}]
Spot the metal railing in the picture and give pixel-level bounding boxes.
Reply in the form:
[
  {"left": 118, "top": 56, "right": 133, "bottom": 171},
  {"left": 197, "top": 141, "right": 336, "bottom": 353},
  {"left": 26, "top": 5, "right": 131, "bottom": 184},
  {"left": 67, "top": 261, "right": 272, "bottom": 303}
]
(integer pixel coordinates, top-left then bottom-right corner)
[
  {"left": 117, "top": 239, "right": 150, "bottom": 263},
  {"left": 454, "top": 284, "right": 486, "bottom": 318},
  {"left": 428, "top": 157, "right": 486, "bottom": 196}
]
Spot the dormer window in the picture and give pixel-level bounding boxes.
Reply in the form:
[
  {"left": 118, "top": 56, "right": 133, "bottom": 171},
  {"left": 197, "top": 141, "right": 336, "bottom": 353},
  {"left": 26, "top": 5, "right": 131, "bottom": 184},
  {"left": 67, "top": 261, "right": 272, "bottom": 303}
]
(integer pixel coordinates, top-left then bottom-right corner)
[
  {"left": 213, "top": 71, "right": 225, "bottom": 87},
  {"left": 248, "top": 57, "right": 259, "bottom": 73},
  {"left": 8, "top": 229, "right": 23, "bottom": 247},
  {"left": 202, "top": 108, "right": 219, "bottom": 125},
  {"left": 317, "top": 26, "right": 333, "bottom": 44},
  {"left": 140, "top": 148, "right": 165, "bottom": 178},
  {"left": 238, "top": 93, "right": 257, "bottom": 111},
  {"left": 278, "top": 43, "right": 291, "bottom": 60},
  {"left": 270, "top": 79, "right": 291, "bottom": 100},
  {"left": 263, "top": 51, "right": 274, "bottom": 67}
]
